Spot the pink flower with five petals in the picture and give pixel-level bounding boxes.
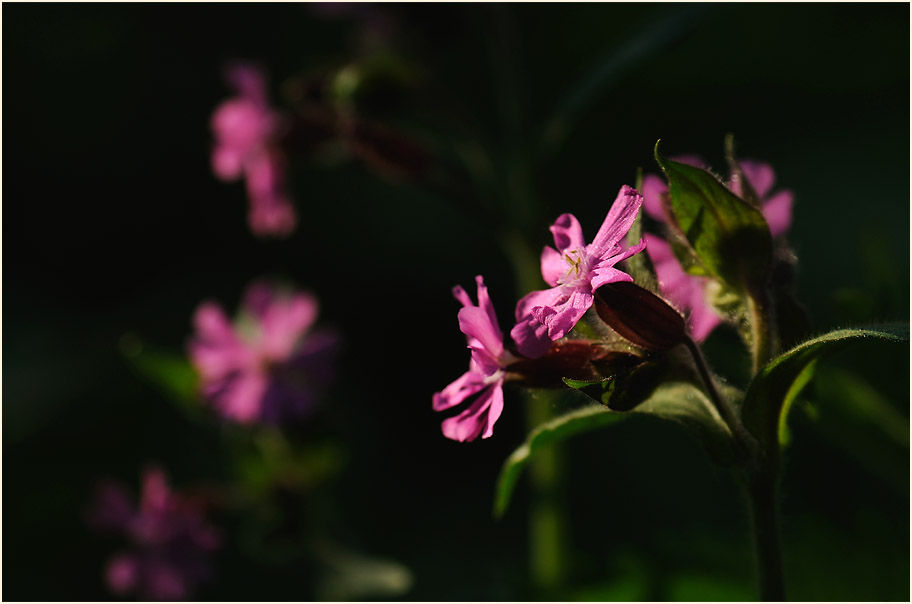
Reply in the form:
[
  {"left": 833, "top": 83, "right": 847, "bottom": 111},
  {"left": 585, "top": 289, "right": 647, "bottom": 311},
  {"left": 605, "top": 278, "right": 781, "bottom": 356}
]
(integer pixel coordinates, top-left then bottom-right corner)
[
  {"left": 188, "top": 281, "right": 339, "bottom": 424},
  {"left": 510, "top": 185, "right": 646, "bottom": 358}
]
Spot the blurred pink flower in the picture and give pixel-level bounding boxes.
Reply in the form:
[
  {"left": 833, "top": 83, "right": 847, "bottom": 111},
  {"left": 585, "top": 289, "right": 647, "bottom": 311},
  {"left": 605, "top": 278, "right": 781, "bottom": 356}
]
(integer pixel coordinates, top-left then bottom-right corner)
[
  {"left": 210, "top": 63, "right": 297, "bottom": 237},
  {"left": 729, "top": 159, "right": 794, "bottom": 238},
  {"left": 433, "top": 275, "right": 517, "bottom": 442},
  {"left": 188, "top": 281, "right": 339, "bottom": 424},
  {"left": 510, "top": 186, "right": 646, "bottom": 358},
  {"left": 644, "top": 234, "right": 722, "bottom": 342},
  {"left": 87, "top": 467, "right": 220, "bottom": 601}
]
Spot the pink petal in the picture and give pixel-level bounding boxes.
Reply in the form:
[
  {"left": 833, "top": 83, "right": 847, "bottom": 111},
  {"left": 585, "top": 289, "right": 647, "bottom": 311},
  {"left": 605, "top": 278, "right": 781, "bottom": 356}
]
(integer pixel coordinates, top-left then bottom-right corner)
[
  {"left": 451, "top": 284, "right": 473, "bottom": 308},
  {"left": 106, "top": 554, "right": 139, "bottom": 595},
  {"left": 245, "top": 153, "right": 297, "bottom": 237},
  {"left": 531, "top": 289, "right": 594, "bottom": 341},
  {"left": 738, "top": 159, "right": 776, "bottom": 199},
  {"left": 549, "top": 213, "right": 586, "bottom": 252},
  {"left": 140, "top": 467, "right": 171, "bottom": 514},
  {"left": 514, "top": 287, "right": 563, "bottom": 321},
  {"left": 590, "top": 185, "right": 643, "bottom": 255},
  {"left": 458, "top": 306, "right": 503, "bottom": 359},
  {"left": 215, "top": 372, "right": 268, "bottom": 423},
  {"left": 641, "top": 173, "right": 669, "bottom": 222},
  {"left": 472, "top": 275, "right": 501, "bottom": 342},
  {"left": 259, "top": 293, "right": 319, "bottom": 360},
  {"left": 211, "top": 145, "right": 245, "bottom": 181},
  {"left": 540, "top": 246, "right": 567, "bottom": 287},
  {"left": 440, "top": 381, "right": 504, "bottom": 442},
  {"left": 225, "top": 62, "right": 269, "bottom": 106},
  {"left": 688, "top": 296, "right": 723, "bottom": 342},
  {"left": 590, "top": 238, "right": 645, "bottom": 290},
  {"left": 193, "top": 303, "right": 236, "bottom": 345},
  {"left": 510, "top": 315, "right": 553, "bottom": 359},
  {"left": 762, "top": 190, "right": 794, "bottom": 238},
  {"left": 432, "top": 371, "right": 487, "bottom": 411}
]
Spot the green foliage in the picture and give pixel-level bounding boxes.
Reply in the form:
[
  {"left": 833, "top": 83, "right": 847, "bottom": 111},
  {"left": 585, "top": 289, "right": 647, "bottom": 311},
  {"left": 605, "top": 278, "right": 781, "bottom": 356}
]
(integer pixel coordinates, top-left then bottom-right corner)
[
  {"left": 120, "top": 335, "right": 200, "bottom": 416},
  {"left": 494, "top": 382, "right": 738, "bottom": 518},
  {"left": 654, "top": 143, "right": 773, "bottom": 294},
  {"left": 741, "top": 325, "right": 910, "bottom": 461}
]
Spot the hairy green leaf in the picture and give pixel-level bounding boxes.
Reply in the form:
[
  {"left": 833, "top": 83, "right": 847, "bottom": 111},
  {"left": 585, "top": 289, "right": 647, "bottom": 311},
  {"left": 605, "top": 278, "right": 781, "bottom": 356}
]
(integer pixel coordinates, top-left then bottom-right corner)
[
  {"left": 742, "top": 324, "right": 910, "bottom": 460},
  {"left": 494, "top": 382, "right": 736, "bottom": 518},
  {"left": 654, "top": 142, "right": 773, "bottom": 293}
]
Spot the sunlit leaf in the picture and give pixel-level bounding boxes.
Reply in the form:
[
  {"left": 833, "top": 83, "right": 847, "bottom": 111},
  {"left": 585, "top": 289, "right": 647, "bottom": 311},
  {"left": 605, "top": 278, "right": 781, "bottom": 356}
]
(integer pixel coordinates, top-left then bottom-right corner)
[
  {"left": 120, "top": 334, "right": 200, "bottom": 415},
  {"left": 741, "top": 324, "right": 909, "bottom": 460},
  {"left": 654, "top": 143, "right": 773, "bottom": 294}
]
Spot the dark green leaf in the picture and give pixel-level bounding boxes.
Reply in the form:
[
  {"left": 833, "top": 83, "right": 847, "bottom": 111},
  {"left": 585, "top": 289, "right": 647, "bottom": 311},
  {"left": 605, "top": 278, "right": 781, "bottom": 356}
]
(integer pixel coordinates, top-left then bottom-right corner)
[
  {"left": 654, "top": 142, "right": 773, "bottom": 293},
  {"left": 741, "top": 324, "right": 910, "bottom": 460},
  {"left": 494, "top": 381, "right": 737, "bottom": 517}
]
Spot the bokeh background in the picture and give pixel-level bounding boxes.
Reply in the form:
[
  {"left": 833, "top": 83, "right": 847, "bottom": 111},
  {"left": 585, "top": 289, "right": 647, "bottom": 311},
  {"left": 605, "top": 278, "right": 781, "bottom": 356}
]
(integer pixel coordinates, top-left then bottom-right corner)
[{"left": 4, "top": 3, "right": 909, "bottom": 601}]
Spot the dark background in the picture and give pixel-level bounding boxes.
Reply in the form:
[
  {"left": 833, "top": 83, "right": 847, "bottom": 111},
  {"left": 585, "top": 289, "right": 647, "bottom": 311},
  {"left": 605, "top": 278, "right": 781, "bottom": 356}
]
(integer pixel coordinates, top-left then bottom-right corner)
[{"left": 4, "top": 3, "right": 909, "bottom": 601}]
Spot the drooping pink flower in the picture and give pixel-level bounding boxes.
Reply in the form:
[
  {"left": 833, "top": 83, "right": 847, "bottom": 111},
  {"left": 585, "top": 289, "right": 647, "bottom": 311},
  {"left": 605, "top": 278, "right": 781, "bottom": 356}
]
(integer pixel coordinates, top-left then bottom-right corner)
[
  {"left": 210, "top": 63, "right": 297, "bottom": 237},
  {"left": 510, "top": 186, "right": 646, "bottom": 358},
  {"left": 643, "top": 234, "right": 722, "bottom": 342},
  {"left": 188, "top": 281, "right": 339, "bottom": 424},
  {"left": 433, "top": 275, "right": 517, "bottom": 442},
  {"left": 87, "top": 467, "right": 220, "bottom": 601}
]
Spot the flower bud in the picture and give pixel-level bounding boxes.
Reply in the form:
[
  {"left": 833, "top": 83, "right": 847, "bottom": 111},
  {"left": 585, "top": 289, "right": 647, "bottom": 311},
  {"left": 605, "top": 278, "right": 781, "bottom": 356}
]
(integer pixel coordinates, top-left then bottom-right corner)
[
  {"left": 594, "top": 281, "right": 686, "bottom": 351},
  {"left": 506, "top": 341, "right": 639, "bottom": 388}
]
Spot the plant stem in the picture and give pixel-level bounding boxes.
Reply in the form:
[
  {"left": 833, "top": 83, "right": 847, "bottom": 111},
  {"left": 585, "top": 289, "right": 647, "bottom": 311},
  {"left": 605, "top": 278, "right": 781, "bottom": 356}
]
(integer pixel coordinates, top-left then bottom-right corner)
[
  {"left": 747, "top": 470, "right": 786, "bottom": 601},
  {"left": 747, "top": 290, "right": 773, "bottom": 374},
  {"left": 524, "top": 391, "right": 567, "bottom": 595},
  {"left": 683, "top": 337, "right": 754, "bottom": 457}
]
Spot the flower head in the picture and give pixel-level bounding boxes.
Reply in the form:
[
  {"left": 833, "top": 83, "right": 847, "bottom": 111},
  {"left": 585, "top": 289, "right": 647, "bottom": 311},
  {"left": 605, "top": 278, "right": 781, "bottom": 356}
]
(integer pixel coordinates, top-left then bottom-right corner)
[
  {"left": 510, "top": 185, "right": 646, "bottom": 358},
  {"left": 210, "top": 63, "right": 297, "bottom": 237},
  {"left": 188, "top": 281, "right": 339, "bottom": 424},
  {"left": 87, "top": 467, "right": 220, "bottom": 601},
  {"left": 433, "top": 275, "right": 515, "bottom": 442}
]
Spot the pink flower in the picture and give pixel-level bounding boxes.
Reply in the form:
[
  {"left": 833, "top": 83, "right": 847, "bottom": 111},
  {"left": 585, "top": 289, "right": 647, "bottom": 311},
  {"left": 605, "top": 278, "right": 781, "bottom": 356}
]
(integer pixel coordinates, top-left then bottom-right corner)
[
  {"left": 188, "top": 281, "right": 339, "bottom": 424},
  {"left": 210, "top": 63, "right": 297, "bottom": 237},
  {"left": 433, "top": 275, "right": 517, "bottom": 442},
  {"left": 644, "top": 234, "right": 722, "bottom": 342},
  {"left": 510, "top": 185, "right": 646, "bottom": 358},
  {"left": 87, "top": 467, "right": 220, "bottom": 601},
  {"left": 729, "top": 159, "right": 794, "bottom": 238}
]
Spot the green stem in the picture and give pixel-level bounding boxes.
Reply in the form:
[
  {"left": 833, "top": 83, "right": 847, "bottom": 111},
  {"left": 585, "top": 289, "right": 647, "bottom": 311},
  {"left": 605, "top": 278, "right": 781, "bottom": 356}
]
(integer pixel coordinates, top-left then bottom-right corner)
[
  {"left": 683, "top": 337, "right": 755, "bottom": 458},
  {"left": 747, "top": 470, "right": 786, "bottom": 601},
  {"left": 748, "top": 290, "right": 773, "bottom": 375},
  {"left": 524, "top": 392, "right": 568, "bottom": 595}
]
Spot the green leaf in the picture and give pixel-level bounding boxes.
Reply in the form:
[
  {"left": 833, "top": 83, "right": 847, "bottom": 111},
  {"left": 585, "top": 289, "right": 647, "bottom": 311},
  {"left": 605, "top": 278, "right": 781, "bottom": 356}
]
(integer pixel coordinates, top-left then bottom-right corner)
[
  {"left": 741, "top": 324, "right": 910, "bottom": 459},
  {"left": 120, "top": 335, "right": 200, "bottom": 414},
  {"left": 654, "top": 142, "right": 773, "bottom": 293},
  {"left": 494, "top": 382, "right": 737, "bottom": 518}
]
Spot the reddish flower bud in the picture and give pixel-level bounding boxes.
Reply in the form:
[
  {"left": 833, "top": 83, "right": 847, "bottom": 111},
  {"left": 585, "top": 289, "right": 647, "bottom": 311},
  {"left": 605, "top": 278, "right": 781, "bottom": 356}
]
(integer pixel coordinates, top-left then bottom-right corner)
[{"left": 594, "top": 281, "right": 686, "bottom": 351}]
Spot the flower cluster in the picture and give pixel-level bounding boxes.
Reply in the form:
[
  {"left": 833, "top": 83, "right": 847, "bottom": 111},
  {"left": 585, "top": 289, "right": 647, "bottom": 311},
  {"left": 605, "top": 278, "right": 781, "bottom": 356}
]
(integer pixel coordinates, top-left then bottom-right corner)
[
  {"left": 88, "top": 467, "right": 220, "bottom": 601},
  {"left": 189, "top": 281, "right": 339, "bottom": 424},
  {"left": 210, "top": 63, "right": 297, "bottom": 237},
  {"left": 434, "top": 186, "right": 646, "bottom": 441}
]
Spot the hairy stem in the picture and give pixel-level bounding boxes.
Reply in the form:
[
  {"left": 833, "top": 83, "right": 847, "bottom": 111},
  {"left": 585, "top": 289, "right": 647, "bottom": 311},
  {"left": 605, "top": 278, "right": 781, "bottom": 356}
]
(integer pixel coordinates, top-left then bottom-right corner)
[
  {"left": 747, "top": 470, "right": 786, "bottom": 601},
  {"left": 683, "top": 337, "right": 754, "bottom": 456},
  {"left": 747, "top": 290, "right": 773, "bottom": 374}
]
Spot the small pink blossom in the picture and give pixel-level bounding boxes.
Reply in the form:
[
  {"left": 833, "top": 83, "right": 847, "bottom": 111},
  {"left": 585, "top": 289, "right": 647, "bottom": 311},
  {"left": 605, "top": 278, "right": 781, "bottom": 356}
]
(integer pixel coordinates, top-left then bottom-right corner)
[
  {"left": 510, "top": 186, "right": 646, "bottom": 358},
  {"left": 210, "top": 63, "right": 297, "bottom": 237},
  {"left": 188, "top": 281, "right": 339, "bottom": 424},
  {"left": 433, "top": 275, "right": 517, "bottom": 442},
  {"left": 87, "top": 467, "right": 220, "bottom": 601}
]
